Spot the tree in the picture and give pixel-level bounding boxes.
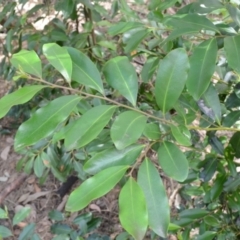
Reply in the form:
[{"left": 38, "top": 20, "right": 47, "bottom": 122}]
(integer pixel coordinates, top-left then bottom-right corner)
[{"left": 1, "top": 0, "right": 240, "bottom": 239}]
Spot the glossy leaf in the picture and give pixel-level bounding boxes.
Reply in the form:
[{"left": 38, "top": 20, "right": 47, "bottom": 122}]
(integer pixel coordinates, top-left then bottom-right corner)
[
  {"left": 84, "top": 144, "right": 144, "bottom": 174},
  {"left": 64, "top": 105, "right": 117, "bottom": 150},
  {"left": 157, "top": 141, "right": 188, "bottom": 182},
  {"left": 14, "top": 95, "right": 80, "bottom": 151},
  {"left": 13, "top": 206, "right": 31, "bottom": 226},
  {"left": 166, "top": 14, "right": 219, "bottom": 32},
  {"left": 143, "top": 123, "right": 161, "bottom": 140},
  {"left": 223, "top": 111, "right": 240, "bottom": 127},
  {"left": 119, "top": 177, "right": 148, "bottom": 240},
  {"left": 155, "top": 48, "right": 189, "bottom": 113},
  {"left": 202, "top": 83, "right": 222, "bottom": 124},
  {"left": 43, "top": 43, "right": 72, "bottom": 83},
  {"left": 10, "top": 50, "right": 42, "bottom": 78},
  {"left": 0, "top": 226, "right": 12, "bottom": 238},
  {"left": 66, "top": 165, "right": 128, "bottom": 212},
  {"left": 186, "top": 39, "right": 217, "bottom": 100},
  {"left": 66, "top": 47, "right": 104, "bottom": 94},
  {"left": 138, "top": 159, "right": 170, "bottom": 237},
  {"left": 0, "top": 85, "right": 45, "bottom": 119},
  {"left": 224, "top": 35, "right": 240, "bottom": 74},
  {"left": 103, "top": 56, "right": 138, "bottom": 106},
  {"left": 170, "top": 125, "right": 191, "bottom": 146},
  {"left": 110, "top": 111, "right": 147, "bottom": 150}
]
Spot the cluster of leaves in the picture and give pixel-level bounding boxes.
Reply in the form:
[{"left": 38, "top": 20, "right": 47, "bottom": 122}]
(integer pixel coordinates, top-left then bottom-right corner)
[
  {"left": 2, "top": 0, "right": 240, "bottom": 239},
  {"left": 0, "top": 206, "right": 107, "bottom": 240}
]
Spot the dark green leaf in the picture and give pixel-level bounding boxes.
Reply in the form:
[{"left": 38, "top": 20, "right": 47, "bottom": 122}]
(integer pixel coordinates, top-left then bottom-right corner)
[
  {"left": 108, "top": 22, "right": 143, "bottom": 35},
  {"left": 34, "top": 155, "right": 45, "bottom": 178},
  {"left": 66, "top": 47, "right": 104, "bottom": 94},
  {"left": 48, "top": 210, "right": 65, "bottom": 221},
  {"left": 157, "top": 141, "right": 188, "bottom": 182},
  {"left": 138, "top": 159, "right": 170, "bottom": 237},
  {"left": 230, "top": 132, "right": 240, "bottom": 158},
  {"left": 11, "top": 50, "right": 42, "bottom": 78},
  {"left": 204, "top": 216, "right": 220, "bottom": 227},
  {"left": 14, "top": 95, "right": 80, "bottom": 151},
  {"left": 43, "top": 43, "right": 72, "bottom": 83},
  {"left": 141, "top": 57, "right": 159, "bottom": 83},
  {"left": 186, "top": 39, "right": 217, "bottom": 100},
  {"left": 64, "top": 105, "right": 116, "bottom": 150},
  {"left": 155, "top": 48, "right": 189, "bottom": 113},
  {"left": 103, "top": 57, "right": 138, "bottom": 106},
  {"left": 84, "top": 145, "right": 144, "bottom": 174},
  {"left": 179, "top": 209, "right": 209, "bottom": 219},
  {"left": 66, "top": 166, "right": 128, "bottom": 212},
  {"left": 119, "top": 177, "right": 148, "bottom": 240},
  {"left": 224, "top": 35, "right": 240, "bottom": 74},
  {"left": 50, "top": 223, "right": 72, "bottom": 235},
  {"left": 223, "top": 111, "right": 240, "bottom": 127},
  {"left": 0, "top": 85, "right": 46, "bottom": 119},
  {"left": 110, "top": 111, "right": 147, "bottom": 150},
  {"left": 197, "top": 231, "right": 216, "bottom": 240}
]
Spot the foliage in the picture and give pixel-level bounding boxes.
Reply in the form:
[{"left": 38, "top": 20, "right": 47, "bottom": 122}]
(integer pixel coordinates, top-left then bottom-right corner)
[{"left": 1, "top": 0, "right": 240, "bottom": 239}]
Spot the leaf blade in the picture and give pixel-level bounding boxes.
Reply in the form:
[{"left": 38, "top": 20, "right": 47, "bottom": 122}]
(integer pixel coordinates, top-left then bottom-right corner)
[{"left": 66, "top": 165, "right": 128, "bottom": 212}]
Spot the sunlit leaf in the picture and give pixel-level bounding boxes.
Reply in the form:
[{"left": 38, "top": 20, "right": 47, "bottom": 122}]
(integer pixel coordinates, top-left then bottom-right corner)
[
  {"left": 14, "top": 95, "right": 80, "bottom": 151},
  {"left": 110, "top": 111, "right": 147, "bottom": 150},
  {"left": 66, "top": 47, "right": 104, "bottom": 94},
  {"left": 84, "top": 145, "right": 144, "bottom": 174},
  {"left": 10, "top": 50, "right": 42, "bottom": 78},
  {"left": 66, "top": 165, "right": 128, "bottom": 212},
  {"left": 64, "top": 105, "right": 117, "bottom": 150},
  {"left": 43, "top": 43, "right": 72, "bottom": 83},
  {"left": 157, "top": 141, "right": 188, "bottom": 182},
  {"left": 0, "top": 85, "right": 46, "bottom": 119},
  {"left": 155, "top": 48, "right": 189, "bottom": 113},
  {"left": 119, "top": 177, "right": 148, "bottom": 240},
  {"left": 138, "top": 159, "right": 170, "bottom": 237},
  {"left": 103, "top": 57, "right": 138, "bottom": 106}
]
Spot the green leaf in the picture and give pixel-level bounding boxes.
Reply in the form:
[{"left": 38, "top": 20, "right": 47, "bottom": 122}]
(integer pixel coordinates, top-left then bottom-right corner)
[
  {"left": 110, "top": 111, "right": 147, "bottom": 150},
  {"left": 166, "top": 28, "right": 198, "bottom": 42},
  {"left": 223, "top": 111, "right": 240, "bottom": 127},
  {"left": 166, "top": 14, "right": 219, "bottom": 32},
  {"left": 124, "top": 29, "right": 149, "bottom": 53},
  {"left": 10, "top": 50, "right": 42, "bottom": 78},
  {"left": 64, "top": 105, "right": 116, "bottom": 150},
  {"left": 14, "top": 95, "right": 80, "bottom": 151},
  {"left": 186, "top": 39, "right": 217, "bottom": 100},
  {"left": 43, "top": 43, "right": 72, "bottom": 83},
  {"left": 170, "top": 125, "right": 191, "bottom": 146},
  {"left": 18, "top": 223, "right": 35, "bottom": 240},
  {"left": 168, "top": 223, "right": 181, "bottom": 231},
  {"left": 0, "top": 85, "right": 46, "bottom": 119},
  {"left": 108, "top": 22, "right": 143, "bottom": 35},
  {"left": 66, "top": 165, "right": 128, "bottom": 212},
  {"left": 157, "top": 141, "right": 188, "bottom": 182},
  {"left": 224, "top": 35, "right": 240, "bottom": 74},
  {"left": 179, "top": 209, "right": 209, "bottom": 219},
  {"left": 119, "top": 177, "right": 148, "bottom": 240},
  {"left": 141, "top": 57, "right": 159, "bottom": 83},
  {"left": 48, "top": 210, "right": 65, "bottom": 221},
  {"left": 143, "top": 123, "right": 161, "bottom": 140},
  {"left": 13, "top": 207, "right": 31, "bottom": 226},
  {"left": 197, "top": 231, "right": 216, "bottom": 240},
  {"left": 0, "top": 225, "right": 12, "bottom": 238},
  {"left": 33, "top": 155, "right": 45, "bottom": 178},
  {"left": 66, "top": 47, "right": 104, "bottom": 94},
  {"left": 0, "top": 208, "right": 8, "bottom": 219},
  {"left": 201, "top": 83, "right": 222, "bottom": 124},
  {"left": 103, "top": 57, "right": 138, "bottom": 106},
  {"left": 226, "top": 3, "right": 240, "bottom": 27},
  {"left": 230, "top": 132, "right": 240, "bottom": 158},
  {"left": 204, "top": 215, "right": 220, "bottom": 227},
  {"left": 84, "top": 145, "right": 144, "bottom": 174},
  {"left": 155, "top": 48, "right": 189, "bottom": 113},
  {"left": 138, "top": 159, "right": 170, "bottom": 237}
]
